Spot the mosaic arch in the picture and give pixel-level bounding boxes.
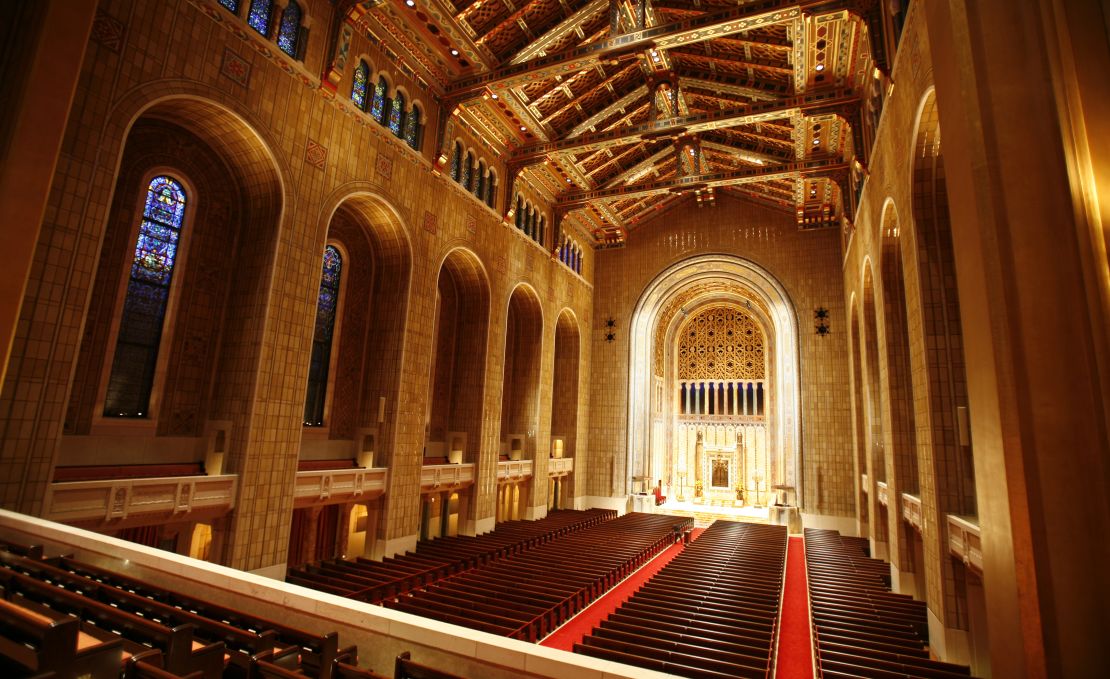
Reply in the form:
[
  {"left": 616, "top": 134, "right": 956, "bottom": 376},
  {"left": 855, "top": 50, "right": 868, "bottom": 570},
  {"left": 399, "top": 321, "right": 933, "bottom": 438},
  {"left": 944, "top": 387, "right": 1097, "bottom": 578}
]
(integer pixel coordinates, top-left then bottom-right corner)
[{"left": 627, "top": 254, "right": 802, "bottom": 504}]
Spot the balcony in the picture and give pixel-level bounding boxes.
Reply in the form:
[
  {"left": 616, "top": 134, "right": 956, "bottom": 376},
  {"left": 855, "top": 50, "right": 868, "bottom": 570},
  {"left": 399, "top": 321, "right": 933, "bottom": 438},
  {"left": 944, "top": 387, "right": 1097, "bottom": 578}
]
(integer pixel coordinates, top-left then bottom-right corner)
[
  {"left": 876, "top": 480, "right": 889, "bottom": 507},
  {"left": 947, "top": 514, "right": 983, "bottom": 576},
  {"left": 45, "top": 474, "right": 237, "bottom": 527},
  {"left": 420, "top": 463, "right": 475, "bottom": 493},
  {"left": 294, "top": 467, "right": 387, "bottom": 509},
  {"left": 497, "top": 459, "right": 533, "bottom": 482},
  {"left": 901, "top": 492, "right": 922, "bottom": 532},
  {"left": 548, "top": 457, "right": 574, "bottom": 477}
]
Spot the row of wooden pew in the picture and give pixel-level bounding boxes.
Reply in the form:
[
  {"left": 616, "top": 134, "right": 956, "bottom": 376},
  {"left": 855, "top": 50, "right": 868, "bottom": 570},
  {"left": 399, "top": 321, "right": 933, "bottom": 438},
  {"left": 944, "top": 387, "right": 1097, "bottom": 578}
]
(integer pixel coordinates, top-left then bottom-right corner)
[
  {"left": 384, "top": 513, "right": 690, "bottom": 642},
  {"left": 0, "top": 541, "right": 462, "bottom": 679},
  {"left": 574, "top": 520, "right": 788, "bottom": 679},
  {"left": 805, "top": 528, "right": 976, "bottom": 678},
  {"left": 288, "top": 509, "right": 616, "bottom": 603}
]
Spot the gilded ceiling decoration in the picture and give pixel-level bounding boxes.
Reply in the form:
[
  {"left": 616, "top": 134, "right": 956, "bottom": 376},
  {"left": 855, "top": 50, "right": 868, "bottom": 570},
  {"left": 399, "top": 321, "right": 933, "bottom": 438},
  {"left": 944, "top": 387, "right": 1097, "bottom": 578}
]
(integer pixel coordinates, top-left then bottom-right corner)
[{"left": 344, "top": 0, "right": 881, "bottom": 245}]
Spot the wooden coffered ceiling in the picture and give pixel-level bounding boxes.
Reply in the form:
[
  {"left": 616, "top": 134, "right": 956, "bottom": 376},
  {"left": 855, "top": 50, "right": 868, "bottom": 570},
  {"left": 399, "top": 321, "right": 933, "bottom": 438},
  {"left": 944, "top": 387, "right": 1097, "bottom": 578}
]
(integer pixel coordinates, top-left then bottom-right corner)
[{"left": 345, "top": 0, "right": 880, "bottom": 246}]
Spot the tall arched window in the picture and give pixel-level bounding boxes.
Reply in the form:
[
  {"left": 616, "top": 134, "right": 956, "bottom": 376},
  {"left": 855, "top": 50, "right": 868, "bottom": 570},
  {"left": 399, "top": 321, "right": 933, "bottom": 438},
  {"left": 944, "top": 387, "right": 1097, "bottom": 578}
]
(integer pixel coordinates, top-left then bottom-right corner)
[
  {"left": 103, "top": 176, "right": 188, "bottom": 418},
  {"left": 351, "top": 60, "right": 370, "bottom": 111},
  {"left": 539, "top": 216, "right": 546, "bottom": 246},
  {"left": 515, "top": 196, "right": 523, "bottom": 230},
  {"left": 304, "top": 245, "right": 343, "bottom": 426},
  {"left": 450, "top": 142, "right": 462, "bottom": 181},
  {"left": 485, "top": 172, "right": 496, "bottom": 207},
  {"left": 389, "top": 90, "right": 405, "bottom": 137},
  {"left": 247, "top": 0, "right": 272, "bottom": 36},
  {"left": 404, "top": 104, "right": 422, "bottom": 150},
  {"left": 476, "top": 161, "right": 486, "bottom": 198},
  {"left": 277, "top": 0, "right": 303, "bottom": 58},
  {"left": 461, "top": 151, "right": 473, "bottom": 189},
  {"left": 371, "top": 76, "right": 387, "bottom": 123},
  {"left": 219, "top": 0, "right": 240, "bottom": 13}
]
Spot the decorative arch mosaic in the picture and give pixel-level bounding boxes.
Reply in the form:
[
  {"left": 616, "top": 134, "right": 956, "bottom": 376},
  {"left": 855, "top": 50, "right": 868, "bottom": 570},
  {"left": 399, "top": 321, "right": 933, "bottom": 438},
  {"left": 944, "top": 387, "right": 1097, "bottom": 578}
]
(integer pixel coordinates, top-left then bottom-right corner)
[{"left": 676, "top": 304, "right": 766, "bottom": 381}]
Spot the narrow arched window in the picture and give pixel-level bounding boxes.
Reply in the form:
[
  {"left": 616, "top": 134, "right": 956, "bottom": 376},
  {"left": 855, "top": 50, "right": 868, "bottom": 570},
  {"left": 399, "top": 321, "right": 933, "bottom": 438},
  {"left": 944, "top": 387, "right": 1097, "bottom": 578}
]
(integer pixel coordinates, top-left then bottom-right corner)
[
  {"left": 389, "top": 90, "right": 405, "bottom": 137},
  {"left": 247, "top": 0, "right": 272, "bottom": 36},
  {"left": 304, "top": 245, "right": 343, "bottom": 426},
  {"left": 219, "top": 0, "right": 240, "bottom": 14},
  {"left": 515, "top": 196, "right": 523, "bottom": 230},
  {"left": 404, "top": 104, "right": 421, "bottom": 149},
  {"left": 450, "top": 142, "right": 462, "bottom": 181},
  {"left": 103, "top": 176, "right": 188, "bottom": 418},
  {"left": 351, "top": 60, "right": 370, "bottom": 111},
  {"left": 277, "top": 0, "right": 302, "bottom": 58},
  {"left": 371, "top": 76, "right": 387, "bottom": 122},
  {"left": 476, "top": 161, "right": 486, "bottom": 198},
  {"left": 485, "top": 173, "right": 496, "bottom": 207},
  {"left": 461, "top": 151, "right": 472, "bottom": 189},
  {"left": 538, "top": 216, "right": 546, "bottom": 246}
]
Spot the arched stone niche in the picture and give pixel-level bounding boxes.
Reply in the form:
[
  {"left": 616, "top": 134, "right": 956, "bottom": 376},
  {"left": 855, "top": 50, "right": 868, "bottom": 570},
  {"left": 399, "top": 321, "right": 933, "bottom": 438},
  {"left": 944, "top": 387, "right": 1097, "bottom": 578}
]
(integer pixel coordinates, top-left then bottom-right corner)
[{"left": 627, "top": 254, "right": 802, "bottom": 505}]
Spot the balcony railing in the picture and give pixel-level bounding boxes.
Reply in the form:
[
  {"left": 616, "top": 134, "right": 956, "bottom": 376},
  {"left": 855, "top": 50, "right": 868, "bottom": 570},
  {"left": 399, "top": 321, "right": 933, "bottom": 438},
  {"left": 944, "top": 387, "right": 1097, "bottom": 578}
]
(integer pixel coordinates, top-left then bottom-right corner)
[
  {"left": 497, "top": 459, "right": 533, "bottom": 482},
  {"left": 947, "top": 514, "right": 983, "bottom": 576},
  {"left": 420, "top": 463, "right": 475, "bottom": 492},
  {"left": 294, "top": 467, "right": 387, "bottom": 509},
  {"left": 548, "top": 457, "right": 574, "bottom": 477},
  {"left": 45, "top": 474, "right": 237, "bottom": 525},
  {"left": 901, "top": 492, "right": 922, "bottom": 532}
]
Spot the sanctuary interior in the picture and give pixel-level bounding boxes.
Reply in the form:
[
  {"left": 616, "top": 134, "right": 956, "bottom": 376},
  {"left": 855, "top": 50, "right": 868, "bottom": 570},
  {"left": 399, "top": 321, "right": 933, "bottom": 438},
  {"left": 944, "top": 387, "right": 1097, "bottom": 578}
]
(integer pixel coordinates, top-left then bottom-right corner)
[{"left": 0, "top": 0, "right": 1108, "bottom": 677}]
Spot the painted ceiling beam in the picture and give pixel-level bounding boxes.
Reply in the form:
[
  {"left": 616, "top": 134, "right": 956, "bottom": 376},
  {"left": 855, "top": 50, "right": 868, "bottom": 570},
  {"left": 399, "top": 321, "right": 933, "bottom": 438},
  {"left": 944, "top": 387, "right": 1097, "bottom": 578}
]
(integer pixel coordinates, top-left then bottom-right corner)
[
  {"left": 509, "top": 0, "right": 610, "bottom": 64},
  {"left": 511, "top": 89, "right": 857, "bottom": 164},
  {"left": 555, "top": 157, "right": 848, "bottom": 209},
  {"left": 565, "top": 85, "right": 649, "bottom": 138},
  {"left": 447, "top": 0, "right": 848, "bottom": 97}
]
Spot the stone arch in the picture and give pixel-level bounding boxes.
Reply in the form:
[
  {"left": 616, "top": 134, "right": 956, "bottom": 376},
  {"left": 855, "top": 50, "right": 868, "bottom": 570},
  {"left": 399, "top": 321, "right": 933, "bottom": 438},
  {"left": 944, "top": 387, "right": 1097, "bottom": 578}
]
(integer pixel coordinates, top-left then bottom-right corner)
[
  {"left": 425, "top": 247, "right": 491, "bottom": 465},
  {"left": 861, "top": 257, "right": 889, "bottom": 553},
  {"left": 311, "top": 186, "right": 414, "bottom": 467},
  {"left": 499, "top": 284, "right": 543, "bottom": 439},
  {"left": 62, "top": 94, "right": 286, "bottom": 449},
  {"left": 627, "top": 254, "right": 802, "bottom": 504},
  {"left": 549, "top": 308, "right": 581, "bottom": 509},
  {"left": 848, "top": 294, "right": 869, "bottom": 535}
]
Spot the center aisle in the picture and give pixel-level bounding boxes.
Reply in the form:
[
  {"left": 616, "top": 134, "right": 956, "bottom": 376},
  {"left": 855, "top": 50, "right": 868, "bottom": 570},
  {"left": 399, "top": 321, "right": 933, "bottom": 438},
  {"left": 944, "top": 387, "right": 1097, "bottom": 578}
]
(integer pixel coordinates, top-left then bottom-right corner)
[
  {"left": 540, "top": 528, "right": 704, "bottom": 651},
  {"left": 773, "top": 535, "right": 813, "bottom": 678}
]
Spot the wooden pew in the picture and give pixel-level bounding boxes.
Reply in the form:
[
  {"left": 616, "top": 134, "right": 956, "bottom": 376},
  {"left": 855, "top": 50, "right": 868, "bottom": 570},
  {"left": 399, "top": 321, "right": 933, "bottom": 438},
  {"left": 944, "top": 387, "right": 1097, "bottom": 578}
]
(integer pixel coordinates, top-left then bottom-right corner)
[
  {"left": 804, "top": 528, "right": 978, "bottom": 679},
  {"left": 0, "top": 594, "right": 122, "bottom": 679},
  {"left": 393, "top": 651, "right": 465, "bottom": 679},
  {"left": 1, "top": 568, "right": 224, "bottom": 679},
  {"left": 50, "top": 556, "right": 340, "bottom": 679}
]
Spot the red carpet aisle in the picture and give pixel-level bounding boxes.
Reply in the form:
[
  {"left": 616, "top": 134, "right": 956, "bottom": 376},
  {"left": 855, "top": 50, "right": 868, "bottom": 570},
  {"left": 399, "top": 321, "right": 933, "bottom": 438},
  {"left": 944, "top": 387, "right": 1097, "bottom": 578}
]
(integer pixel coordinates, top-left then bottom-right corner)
[
  {"left": 774, "top": 536, "right": 813, "bottom": 678},
  {"left": 540, "top": 527, "right": 705, "bottom": 651}
]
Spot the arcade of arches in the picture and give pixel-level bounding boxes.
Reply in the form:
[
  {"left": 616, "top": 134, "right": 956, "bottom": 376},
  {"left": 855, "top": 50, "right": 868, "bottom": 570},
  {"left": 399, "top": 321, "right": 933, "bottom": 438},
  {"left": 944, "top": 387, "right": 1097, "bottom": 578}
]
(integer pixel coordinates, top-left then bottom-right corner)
[{"left": 1, "top": 0, "right": 1109, "bottom": 677}]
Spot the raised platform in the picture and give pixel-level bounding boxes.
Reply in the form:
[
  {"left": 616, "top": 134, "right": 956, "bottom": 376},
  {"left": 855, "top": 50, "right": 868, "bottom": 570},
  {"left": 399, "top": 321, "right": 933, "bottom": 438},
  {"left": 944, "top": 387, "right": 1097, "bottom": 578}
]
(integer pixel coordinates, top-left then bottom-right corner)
[{"left": 657, "top": 499, "right": 770, "bottom": 527}]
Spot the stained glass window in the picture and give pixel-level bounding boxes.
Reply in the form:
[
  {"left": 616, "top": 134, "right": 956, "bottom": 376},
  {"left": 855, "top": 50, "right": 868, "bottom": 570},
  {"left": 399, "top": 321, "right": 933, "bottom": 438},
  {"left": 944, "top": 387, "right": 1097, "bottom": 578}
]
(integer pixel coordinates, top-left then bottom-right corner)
[
  {"left": 103, "top": 176, "right": 187, "bottom": 418},
  {"left": 247, "top": 0, "right": 272, "bottom": 36},
  {"left": 389, "top": 91, "right": 404, "bottom": 137},
  {"left": 461, "top": 152, "right": 472, "bottom": 189},
  {"left": 404, "top": 106, "right": 420, "bottom": 149},
  {"left": 485, "top": 174, "right": 496, "bottom": 207},
  {"left": 370, "top": 76, "right": 387, "bottom": 122},
  {"left": 450, "top": 142, "right": 462, "bottom": 181},
  {"left": 352, "top": 60, "right": 369, "bottom": 110},
  {"left": 304, "top": 245, "right": 343, "bottom": 426},
  {"left": 219, "top": 0, "right": 239, "bottom": 14},
  {"left": 277, "top": 0, "right": 302, "bottom": 57}
]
